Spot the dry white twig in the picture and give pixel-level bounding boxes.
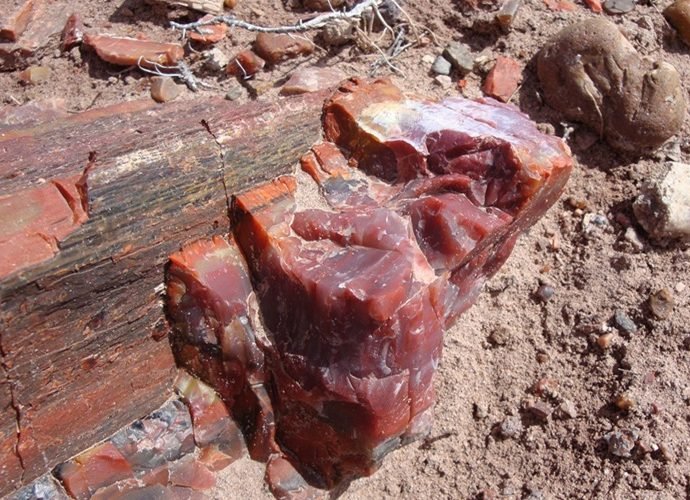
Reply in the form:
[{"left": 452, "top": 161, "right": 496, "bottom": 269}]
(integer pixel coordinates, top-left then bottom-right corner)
[
  {"left": 137, "top": 57, "right": 214, "bottom": 92},
  {"left": 170, "top": 0, "right": 384, "bottom": 37}
]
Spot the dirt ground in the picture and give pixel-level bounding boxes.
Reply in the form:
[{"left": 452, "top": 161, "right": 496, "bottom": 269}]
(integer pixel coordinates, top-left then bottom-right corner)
[{"left": 2, "top": 0, "right": 689, "bottom": 498}]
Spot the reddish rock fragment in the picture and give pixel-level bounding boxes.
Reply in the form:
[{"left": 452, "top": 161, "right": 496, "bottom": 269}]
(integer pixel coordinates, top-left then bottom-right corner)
[
  {"left": 56, "top": 443, "right": 135, "bottom": 500},
  {"left": 226, "top": 49, "right": 265, "bottom": 77},
  {"left": 150, "top": 76, "right": 181, "bottom": 102},
  {"left": 543, "top": 0, "right": 577, "bottom": 9},
  {"left": 280, "top": 67, "right": 346, "bottom": 95},
  {"left": 168, "top": 456, "right": 216, "bottom": 490},
  {"left": 482, "top": 56, "right": 522, "bottom": 102},
  {"left": 585, "top": 0, "right": 604, "bottom": 12},
  {"left": 0, "top": 174, "right": 88, "bottom": 279},
  {"left": 61, "top": 13, "right": 83, "bottom": 51},
  {"left": 253, "top": 33, "right": 314, "bottom": 64},
  {"left": 266, "top": 455, "right": 329, "bottom": 500},
  {"left": 167, "top": 78, "right": 573, "bottom": 495},
  {"left": 83, "top": 34, "right": 184, "bottom": 67},
  {"left": 199, "top": 444, "right": 237, "bottom": 471},
  {"left": 0, "top": 0, "right": 35, "bottom": 41},
  {"left": 0, "top": 1, "right": 68, "bottom": 70},
  {"left": 189, "top": 15, "right": 228, "bottom": 44}
]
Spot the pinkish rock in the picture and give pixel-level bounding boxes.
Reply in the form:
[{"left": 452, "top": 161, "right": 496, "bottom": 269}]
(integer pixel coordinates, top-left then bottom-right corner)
[
  {"left": 189, "top": 15, "right": 227, "bottom": 44},
  {"left": 280, "top": 66, "right": 346, "bottom": 95},
  {"left": 0, "top": 1, "right": 68, "bottom": 70},
  {"left": 0, "top": 0, "right": 35, "bottom": 42},
  {"left": 226, "top": 49, "right": 265, "bottom": 77},
  {"left": 482, "top": 56, "right": 522, "bottom": 102},
  {"left": 18, "top": 65, "right": 49, "bottom": 84},
  {"left": 83, "top": 34, "right": 184, "bottom": 68},
  {"left": 61, "top": 13, "right": 83, "bottom": 51},
  {"left": 150, "top": 76, "right": 181, "bottom": 102},
  {"left": 168, "top": 456, "right": 216, "bottom": 491},
  {"left": 253, "top": 33, "right": 314, "bottom": 64}
]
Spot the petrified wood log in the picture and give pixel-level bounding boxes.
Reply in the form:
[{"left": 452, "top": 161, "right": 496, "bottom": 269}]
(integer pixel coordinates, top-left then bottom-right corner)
[
  {"left": 166, "top": 78, "right": 574, "bottom": 497},
  {"left": 0, "top": 92, "right": 326, "bottom": 495}
]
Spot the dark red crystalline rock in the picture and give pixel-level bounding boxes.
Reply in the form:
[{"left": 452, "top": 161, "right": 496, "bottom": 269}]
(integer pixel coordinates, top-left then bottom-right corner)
[{"left": 166, "top": 78, "right": 573, "bottom": 497}]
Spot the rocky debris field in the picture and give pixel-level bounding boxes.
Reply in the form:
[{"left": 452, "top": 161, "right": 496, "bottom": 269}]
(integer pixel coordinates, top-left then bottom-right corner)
[{"left": 2, "top": 0, "right": 689, "bottom": 498}]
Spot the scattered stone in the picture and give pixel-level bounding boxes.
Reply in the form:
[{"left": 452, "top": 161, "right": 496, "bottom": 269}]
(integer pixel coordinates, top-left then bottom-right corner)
[
  {"left": 582, "top": 213, "right": 608, "bottom": 235},
  {"left": 527, "top": 401, "right": 552, "bottom": 421},
  {"left": 488, "top": 326, "right": 512, "bottom": 346},
  {"left": 280, "top": 66, "right": 346, "bottom": 95},
  {"left": 61, "top": 13, "right": 83, "bottom": 51},
  {"left": 225, "top": 0, "right": 238, "bottom": 7},
  {"left": 204, "top": 47, "right": 229, "bottom": 71},
  {"left": 633, "top": 162, "right": 690, "bottom": 241},
  {"left": 648, "top": 288, "right": 674, "bottom": 319},
  {"left": 224, "top": 84, "right": 245, "bottom": 101},
  {"left": 168, "top": 455, "right": 216, "bottom": 490},
  {"left": 596, "top": 332, "right": 614, "bottom": 349},
  {"left": 657, "top": 443, "right": 674, "bottom": 462},
  {"left": 535, "top": 351, "right": 550, "bottom": 364},
  {"left": 532, "top": 377, "right": 558, "bottom": 397},
  {"left": 543, "top": 0, "right": 577, "bottom": 11},
  {"left": 18, "top": 65, "right": 50, "bottom": 84},
  {"left": 9, "top": 473, "right": 70, "bottom": 500},
  {"left": 150, "top": 77, "right": 181, "bottom": 103},
  {"left": 613, "top": 310, "right": 637, "bottom": 334},
  {"left": 422, "top": 54, "right": 435, "bottom": 65},
  {"left": 111, "top": 399, "right": 195, "bottom": 473},
  {"left": 55, "top": 443, "right": 135, "bottom": 498},
  {"left": 0, "top": 1, "right": 68, "bottom": 70},
  {"left": 0, "top": 0, "right": 35, "bottom": 42},
  {"left": 584, "top": 0, "right": 604, "bottom": 12},
  {"left": 253, "top": 33, "right": 314, "bottom": 64},
  {"left": 431, "top": 55, "right": 452, "bottom": 76},
  {"left": 535, "top": 284, "right": 555, "bottom": 302},
  {"left": 499, "top": 416, "right": 523, "bottom": 439},
  {"left": 68, "top": 45, "right": 82, "bottom": 65},
  {"left": 443, "top": 43, "right": 474, "bottom": 75},
  {"left": 320, "top": 19, "right": 354, "bottom": 47},
  {"left": 226, "top": 49, "right": 265, "bottom": 77},
  {"left": 434, "top": 75, "right": 452, "bottom": 89},
  {"left": 537, "top": 19, "right": 685, "bottom": 153},
  {"left": 614, "top": 393, "right": 635, "bottom": 411},
  {"left": 496, "top": 0, "right": 522, "bottom": 30},
  {"left": 482, "top": 56, "right": 522, "bottom": 103},
  {"left": 189, "top": 15, "right": 228, "bottom": 44},
  {"left": 198, "top": 444, "right": 236, "bottom": 472},
  {"left": 604, "top": 429, "right": 638, "bottom": 457},
  {"left": 623, "top": 227, "right": 645, "bottom": 251},
  {"left": 83, "top": 34, "right": 184, "bottom": 67},
  {"left": 664, "top": 0, "right": 690, "bottom": 45},
  {"left": 557, "top": 400, "right": 578, "bottom": 419},
  {"left": 603, "top": 0, "right": 635, "bottom": 14}
]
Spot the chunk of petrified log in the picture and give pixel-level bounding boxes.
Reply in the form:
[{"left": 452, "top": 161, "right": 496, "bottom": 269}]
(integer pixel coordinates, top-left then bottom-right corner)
[
  {"left": 0, "top": 91, "right": 326, "bottom": 496},
  {"left": 83, "top": 34, "right": 184, "bottom": 67},
  {"left": 0, "top": 0, "right": 35, "bottom": 42},
  {"left": 166, "top": 78, "right": 573, "bottom": 496}
]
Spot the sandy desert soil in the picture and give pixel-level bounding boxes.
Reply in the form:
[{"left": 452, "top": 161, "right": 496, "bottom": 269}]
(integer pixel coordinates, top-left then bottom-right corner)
[{"left": 2, "top": 0, "right": 689, "bottom": 498}]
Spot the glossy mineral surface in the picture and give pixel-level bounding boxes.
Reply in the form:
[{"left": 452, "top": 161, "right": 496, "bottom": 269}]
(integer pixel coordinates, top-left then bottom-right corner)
[{"left": 166, "top": 78, "right": 573, "bottom": 497}]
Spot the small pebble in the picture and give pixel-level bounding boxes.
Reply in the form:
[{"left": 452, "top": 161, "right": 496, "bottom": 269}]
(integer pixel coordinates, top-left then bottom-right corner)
[
  {"left": 613, "top": 310, "right": 637, "bottom": 334},
  {"left": 225, "top": 0, "right": 238, "bottom": 7},
  {"left": 535, "top": 351, "right": 550, "bottom": 364},
  {"left": 320, "top": 19, "right": 353, "bottom": 47},
  {"left": 557, "top": 400, "right": 578, "bottom": 419},
  {"left": 527, "top": 401, "right": 552, "bottom": 421},
  {"left": 224, "top": 85, "right": 245, "bottom": 101},
  {"left": 431, "top": 55, "right": 452, "bottom": 76},
  {"left": 597, "top": 332, "right": 614, "bottom": 349},
  {"left": 536, "top": 284, "right": 555, "bottom": 302},
  {"left": 488, "top": 326, "right": 511, "bottom": 346},
  {"left": 532, "top": 377, "right": 558, "bottom": 397},
  {"left": 150, "top": 77, "right": 181, "bottom": 103},
  {"left": 205, "top": 47, "right": 229, "bottom": 71},
  {"left": 434, "top": 75, "right": 452, "bottom": 89},
  {"left": 422, "top": 54, "right": 435, "bottom": 65},
  {"left": 649, "top": 288, "right": 674, "bottom": 319},
  {"left": 442, "top": 42, "right": 474, "bottom": 75},
  {"left": 498, "top": 416, "right": 523, "bottom": 439},
  {"left": 18, "top": 66, "right": 50, "bottom": 85},
  {"left": 604, "top": 429, "right": 638, "bottom": 457},
  {"left": 603, "top": 0, "right": 636, "bottom": 14},
  {"left": 614, "top": 393, "right": 635, "bottom": 411},
  {"left": 473, "top": 401, "right": 489, "bottom": 420}
]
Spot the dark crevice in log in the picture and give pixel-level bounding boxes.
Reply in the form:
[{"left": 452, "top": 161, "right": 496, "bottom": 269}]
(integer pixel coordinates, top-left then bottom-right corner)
[
  {"left": 0, "top": 334, "right": 25, "bottom": 479},
  {"left": 201, "top": 119, "right": 232, "bottom": 232}
]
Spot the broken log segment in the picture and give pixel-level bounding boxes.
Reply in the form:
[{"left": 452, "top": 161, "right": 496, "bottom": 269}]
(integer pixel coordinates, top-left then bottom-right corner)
[{"left": 0, "top": 91, "right": 326, "bottom": 496}]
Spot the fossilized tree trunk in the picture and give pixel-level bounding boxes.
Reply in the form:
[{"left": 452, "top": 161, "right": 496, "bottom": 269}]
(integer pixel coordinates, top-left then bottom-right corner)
[{"left": 0, "top": 92, "right": 325, "bottom": 495}]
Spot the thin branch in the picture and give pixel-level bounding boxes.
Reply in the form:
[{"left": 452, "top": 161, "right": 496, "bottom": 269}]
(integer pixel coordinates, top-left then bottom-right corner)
[{"left": 170, "top": 0, "right": 383, "bottom": 35}]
